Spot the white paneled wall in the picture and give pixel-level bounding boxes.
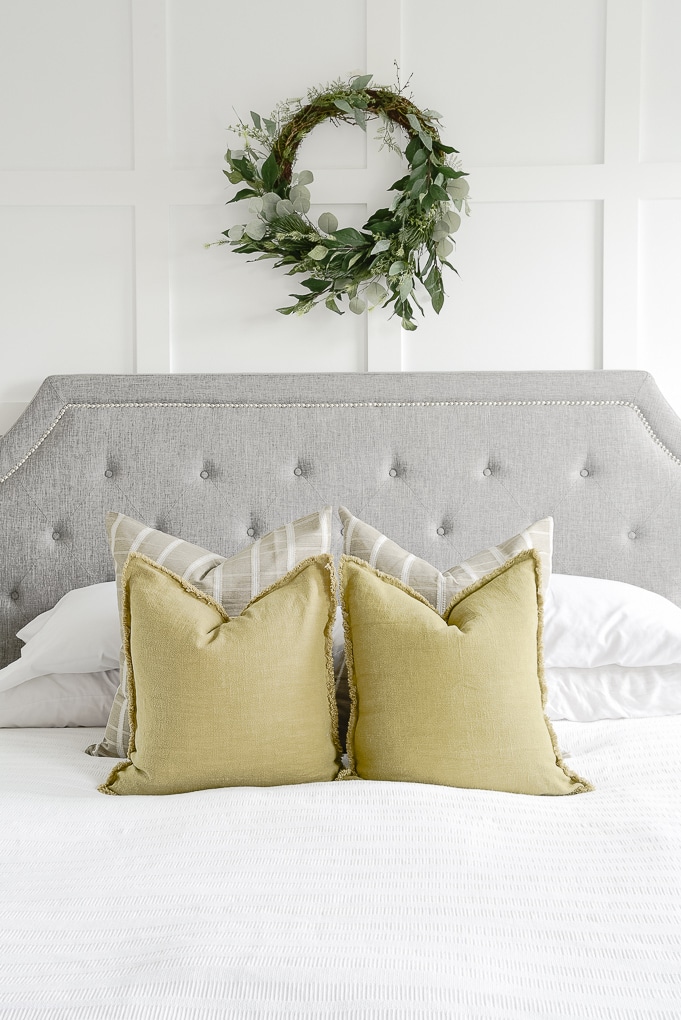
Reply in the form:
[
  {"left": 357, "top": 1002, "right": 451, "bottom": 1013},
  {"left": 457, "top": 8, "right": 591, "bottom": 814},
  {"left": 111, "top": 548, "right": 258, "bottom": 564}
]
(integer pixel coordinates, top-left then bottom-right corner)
[{"left": 1, "top": 0, "right": 680, "bottom": 433}]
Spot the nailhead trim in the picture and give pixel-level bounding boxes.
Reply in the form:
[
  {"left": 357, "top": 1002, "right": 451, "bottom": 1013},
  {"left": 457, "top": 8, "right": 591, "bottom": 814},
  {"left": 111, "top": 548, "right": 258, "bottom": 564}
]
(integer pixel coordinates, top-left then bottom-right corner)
[{"left": 1, "top": 398, "right": 680, "bottom": 485}]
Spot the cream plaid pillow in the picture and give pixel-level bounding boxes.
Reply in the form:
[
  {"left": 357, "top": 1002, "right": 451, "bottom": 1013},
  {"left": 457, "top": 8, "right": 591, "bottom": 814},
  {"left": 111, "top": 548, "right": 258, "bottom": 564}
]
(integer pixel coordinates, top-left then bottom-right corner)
[
  {"left": 86, "top": 507, "right": 333, "bottom": 758},
  {"left": 335, "top": 508, "right": 554, "bottom": 746}
]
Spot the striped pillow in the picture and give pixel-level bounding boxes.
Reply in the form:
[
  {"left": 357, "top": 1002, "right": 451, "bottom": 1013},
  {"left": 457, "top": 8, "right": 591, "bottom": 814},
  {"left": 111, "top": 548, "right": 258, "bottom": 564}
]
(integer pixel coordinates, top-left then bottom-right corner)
[
  {"left": 339, "top": 508, "right": 553, "bottom": 609},
  {"left": 335, "top": 508, "right": 553, "bottom": 748},
  {"left": 86, "top": 507, "right": 333, "bottom": 758}
]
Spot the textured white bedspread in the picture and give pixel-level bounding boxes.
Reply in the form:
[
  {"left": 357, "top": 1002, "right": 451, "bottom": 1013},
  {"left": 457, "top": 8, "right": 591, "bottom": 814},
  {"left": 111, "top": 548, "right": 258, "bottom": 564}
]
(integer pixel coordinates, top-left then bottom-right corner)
[{"left": 1, "top": 720, "right": 680, "bottom": 1020}]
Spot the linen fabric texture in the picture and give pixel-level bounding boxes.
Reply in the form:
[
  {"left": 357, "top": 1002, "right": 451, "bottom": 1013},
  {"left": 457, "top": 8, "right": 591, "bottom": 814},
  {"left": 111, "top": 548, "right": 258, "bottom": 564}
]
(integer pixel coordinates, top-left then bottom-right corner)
[
  {"left": 335, "top": 509, "right": 554, "bottom": 746},
  {"left": 100, "top": 553, "right": 340, "bottom": 795},
  {"left": 87, "top": 507, "right": 333, "bottom": 758},
  {"left": 340, "top": 551, "right": 592, "bottom": 795},
  {"left": 0, "top": 670, "right": 119, "bottom": 727}
]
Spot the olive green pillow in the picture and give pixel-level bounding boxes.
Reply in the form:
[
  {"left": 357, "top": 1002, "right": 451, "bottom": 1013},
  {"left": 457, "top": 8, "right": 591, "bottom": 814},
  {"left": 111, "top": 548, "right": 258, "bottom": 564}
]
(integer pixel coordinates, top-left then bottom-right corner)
[
  {"left": 340, "top": 550, "right": 592, "bottom": 796},
  {"left": 100, "top": 553, "right": 340, "bottom": 796}
]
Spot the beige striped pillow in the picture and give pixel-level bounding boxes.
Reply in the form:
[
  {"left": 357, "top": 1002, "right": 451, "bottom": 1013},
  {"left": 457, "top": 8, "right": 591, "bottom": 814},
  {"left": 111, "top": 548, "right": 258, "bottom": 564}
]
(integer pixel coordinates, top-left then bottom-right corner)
[
  {"left": 86, "top": 507, "right": 333, "bottom": 758},
  {"left": 335, "top": 508, "right": 553, "bottom": 747}
]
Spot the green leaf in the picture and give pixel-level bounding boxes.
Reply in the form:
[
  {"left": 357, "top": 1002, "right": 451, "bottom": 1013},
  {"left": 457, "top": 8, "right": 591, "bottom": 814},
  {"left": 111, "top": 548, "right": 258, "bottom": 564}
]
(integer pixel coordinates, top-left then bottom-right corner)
[
  {"left": 276, "top": 304, "right": 297, "bottom": 315},
  {"left": 422, "top": 108, "right": 443, "bottom": 120},
  {"left": 263, "top": 118, "right": 276, "bottom": 137},
  {"left": 228, "top": 187, "right": 259, "bottom": 204},
  {"left": 401, "top": 316, "right": 418, "bottom": 331},
  {"left": 438, "top": 166, "right": 466, "bottom": 180},
  {"left": 365, "top": 282, "right": 387, "bottom": 306},
  {"left": 250, "top": 110, "right": 261, "bottom": 130},
  {"left": 350, "top": 73, "right": 373, "bottom": 90},
  {"left": 406, "top": 113, "right": 422, "bottom": 133},
  {"left": 370, "top": 238, "right": 391, "bottom": 254},
  {"left": 410, "top": 147, "right": 428, "bottom": 167},
  {"left": 301, "top": 278, "right": 329, "bottom": 293},
  {"left": 389, "top": 261, "right": 406, "bottom": 276},
  {"left": 399, "top": 277, "right": 414, "bottom": 301},
  {"left": 262, "top": 192, "right": 280, "bottom": 220},
  {"left": 437, "top": 142, "right": 458, "bottom": 154},
  {"left": 432, "top": 219, "right": 450, "bottom": 242},
  {"left": 227, "top": 224, "right": 244, "bottom": 241},
  {"left": 309, "top": 245, "right": 328, "bottom": 261},
  {"left": 261, "top": 152, "right": 279, "bottom": 191},
  {"left": 447, "top": 178, "right": 470, "bottom": 199},
  {"left": 318, "top": 211, "right": 339, "bottom": 234},
  {"left": 432, "top": 289, "right": 445, "bottom": 314},
  {"left": 275, "top": 199, "right": 295, "bottom": 217},
  {"left": 388, "top": 174, "right": 411, "bottom": 192},
  {"left": 404, "top": 135, "right": 420, "bottom": 162},
  {"left": 409, "top": 161, "right": 428, "bottom": 182},
  {"left": 245, "top": 220, "right": 266, "bottom": 241},
  {"left": 325, "top": 294, "right": 343, "bottom": 314},
  {"left": 436, "top": 238, "right": 454, "bottom": 258},
  {"left": 353, "top": 107, "right": 367, "bottom": 130},
  {"left": 230, "top": 157, "right": 256, "bottom": 181},
  {"left": 428, "top": 183, "right": 450, "bottom": 203},
  {"left": 349, "top": 296, "right": 367, "bottom": 314},
  {"left": 333, "top": 227, "right": 367, "bottom": 247},
  {"left": 333, "top": 98, "right": 354, "bottom": 115},
  {"left": 444, "top": 209, "right": 461, "bottom": 233},
  {"left": 419, "top": 131, "right": 433, "bottom": 151},
  {"left": 371, "top": 218, "right": 401, "bottom": 235},
  {"left": 225, "top": 170, "right": 243, "bottom": 184},
  {"left": 297, "top": 169, "right": 314, "bottom": 185}
]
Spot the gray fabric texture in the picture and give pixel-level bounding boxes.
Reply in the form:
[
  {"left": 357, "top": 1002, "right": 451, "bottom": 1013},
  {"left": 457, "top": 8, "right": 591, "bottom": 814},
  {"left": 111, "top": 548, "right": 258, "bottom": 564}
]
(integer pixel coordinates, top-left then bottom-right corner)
[{"left": 1, "top": 370, "right": 680, "bottom": 669}]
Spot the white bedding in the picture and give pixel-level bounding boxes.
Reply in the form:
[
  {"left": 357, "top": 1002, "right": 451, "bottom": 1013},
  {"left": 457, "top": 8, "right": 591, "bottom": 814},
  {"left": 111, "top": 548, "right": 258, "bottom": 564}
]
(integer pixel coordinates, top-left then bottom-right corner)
[{"left": 1, "top": 720, "right": 680, "bottom": 1019}]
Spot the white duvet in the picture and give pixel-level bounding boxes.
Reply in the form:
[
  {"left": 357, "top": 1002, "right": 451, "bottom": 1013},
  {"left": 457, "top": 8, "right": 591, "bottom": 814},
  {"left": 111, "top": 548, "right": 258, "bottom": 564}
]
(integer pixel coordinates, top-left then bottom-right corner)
[{"left": 1, "top": 720, "right": 680, "bottom": 1019}]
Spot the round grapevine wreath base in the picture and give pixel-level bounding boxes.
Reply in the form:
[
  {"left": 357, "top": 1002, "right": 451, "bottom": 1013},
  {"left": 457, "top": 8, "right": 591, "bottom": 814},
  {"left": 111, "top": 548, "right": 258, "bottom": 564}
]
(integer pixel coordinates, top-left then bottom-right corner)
[{"left": 213, "top": 73, "right": 469, "bottom": 331}]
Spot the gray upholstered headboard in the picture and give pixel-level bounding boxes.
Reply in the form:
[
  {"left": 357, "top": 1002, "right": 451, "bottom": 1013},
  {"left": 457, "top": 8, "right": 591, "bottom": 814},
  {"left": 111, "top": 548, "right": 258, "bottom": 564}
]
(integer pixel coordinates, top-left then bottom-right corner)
[{"left": 2, "top": 369, "right": 681, "bottom": 669}]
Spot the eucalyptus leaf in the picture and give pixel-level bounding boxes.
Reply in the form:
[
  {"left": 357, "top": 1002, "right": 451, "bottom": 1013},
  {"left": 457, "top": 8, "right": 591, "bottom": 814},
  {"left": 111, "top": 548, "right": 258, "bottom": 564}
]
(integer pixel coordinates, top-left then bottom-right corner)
[
  {"left": 349, "top": 296, "right": 367, "bottom": 314},
  {"left": 250, "top": 110, "right": 261, "bottom": 129},
  {"left": 365, "top": 282, "right": 387, "bottom": 306},
  {"left": 248, "top": 196, "right": 264, "bottom": 214},
  {"left": 350, "top": 73, "right": 373, "bottom": 90},
  {"left": 423, "top": 109, "right": 443, "bottom": 120},
  {"left": 292, "top": 195, "right": 311, "bottom": 214},
  {"left": 289, "top": 184, "right": 311, "bottom": 202},
  {"left": 370, "top": 238, "right": 391, "bottom": 254},
  {"left": 389, "top": 261, "right": 406, "bottom": 276},
  {"left": 276, "top": 199, "right": 295, "bottom": 217},
  {"left": 445, "top": 209, "right": 462, "bottom": 233},
  {"left": 228, "top": 224, "right": 244, "bottom": 241},
  {"left": 333, "top": 98, "right": 354, "bottom": 115},
  {"left": 308, "top": 245, "right": 328, "bottom": 261},
  {"left": 353, "top": 107, "right": 367, "bottom": 131},
  {"left": 325, "top": 294, "right": 343, "bottom": 314},
  {"left": 432, "top": 219, "right": 450, "bottom": 242},
  {"left": 419, "top": 131, "right": 433, "bottom": 151},
  {"left": 447, "top": 178, "right": 470, "bottom": 199},
  {"left": 399, "top": 277, "right": 414, "bottom": 301},
  {"left": 297, "top": 169, "right": 314, "bottom": 185},
  {"left": 245, "top": 220, "right": 266, "bottom": 241},
  {"left": 262, "top": 192, "right": 280, "bottom": 219},
  {"left": 263, "top": 118, "right": 276, "bottom": 137},
  {"left": 318, "top": 211, "right": 339, "bottom": 234},
  {"left": 436, "top": 238, "right": 454, "bottom": 258},
  {"left": 406, "top": 113, "right": 422, "bottom": 133}
]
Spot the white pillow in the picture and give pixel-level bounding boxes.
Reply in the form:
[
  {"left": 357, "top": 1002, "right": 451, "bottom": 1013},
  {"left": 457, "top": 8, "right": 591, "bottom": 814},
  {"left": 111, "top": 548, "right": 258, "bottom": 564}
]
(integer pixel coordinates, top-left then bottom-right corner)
[
  {"left": 0, "top": 670, "right": 119, "bottom": 727},
  {"left": 544, "top": 574, "right": 681, "bottom": 669},
  {"left": 0, "top": 582, "right": 120, "bottom": 693},
  {"left": 545, "top": 665, "right": 681, "bottom": 722}
]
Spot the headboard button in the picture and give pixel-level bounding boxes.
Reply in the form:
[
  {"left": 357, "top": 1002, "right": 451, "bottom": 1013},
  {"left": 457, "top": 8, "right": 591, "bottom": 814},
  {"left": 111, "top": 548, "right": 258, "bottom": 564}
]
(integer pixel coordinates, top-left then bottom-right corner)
[
  {"left": 246, "top": 527, "right": 255, "bottom": 538},
  {"left": 389, "top": 468, "right": 398, "bottom": 477},
  {"left": 483, "top": 467, "right": 492, "bottom": 477},
  {"left": 628, "top": 531, "right": 637, "bottom": 540},
  {"left": 293, "top": 466, "right": 303, "bottom": 476},
  {"left": 52, "top": 531, "right": 61, "bottom": 541},
  {"left": 10, "top": 591, "right": 19, "bottom": 601},
  {"left": 200, "top": 470, "right": 209, "bottom": 479},
  {"left": 580, "top": 468, "right": 589, "bottom": 477},
  {"left": 104, "top": 469, "right": 113, "bottom": 478},
  {"left": 436, "top": 526, "right": 446, "bottom": 536}
]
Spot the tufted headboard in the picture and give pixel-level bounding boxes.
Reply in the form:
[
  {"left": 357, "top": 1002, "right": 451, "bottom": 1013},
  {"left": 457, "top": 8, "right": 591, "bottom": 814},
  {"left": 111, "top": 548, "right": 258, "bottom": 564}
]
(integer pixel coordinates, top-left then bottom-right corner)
[{"left": 2, "top": 369, "right": 681, "bottom": 669}]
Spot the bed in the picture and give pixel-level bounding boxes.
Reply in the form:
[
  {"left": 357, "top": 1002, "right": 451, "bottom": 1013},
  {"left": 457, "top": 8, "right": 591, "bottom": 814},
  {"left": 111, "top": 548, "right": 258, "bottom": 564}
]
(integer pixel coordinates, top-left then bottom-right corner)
[{"left": 1, "top": 370, "right": 680, "bottom": 1018}]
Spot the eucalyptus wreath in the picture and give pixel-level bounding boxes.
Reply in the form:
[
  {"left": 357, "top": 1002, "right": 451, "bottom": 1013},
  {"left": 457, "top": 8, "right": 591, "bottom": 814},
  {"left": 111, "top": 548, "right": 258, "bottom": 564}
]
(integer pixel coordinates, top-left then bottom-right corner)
[{"left": 212, "top": 73, "right": 469, "bottom": 330}]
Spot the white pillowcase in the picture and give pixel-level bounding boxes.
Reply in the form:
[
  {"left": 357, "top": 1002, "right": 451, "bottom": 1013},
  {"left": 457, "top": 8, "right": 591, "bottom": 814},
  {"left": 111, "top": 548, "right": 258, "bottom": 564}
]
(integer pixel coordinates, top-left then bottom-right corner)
[
  {"left": 545, "top": 665, "right": 681, "bottom": 722},
  {"left": 0, "top": 670, "right": 119, "bottom": 727},
  {"left": 0, "top": 582, "right": 120, "bottom": 693},
  {"left": 544, "top": 574, "right": 681, "bottom": 669}
]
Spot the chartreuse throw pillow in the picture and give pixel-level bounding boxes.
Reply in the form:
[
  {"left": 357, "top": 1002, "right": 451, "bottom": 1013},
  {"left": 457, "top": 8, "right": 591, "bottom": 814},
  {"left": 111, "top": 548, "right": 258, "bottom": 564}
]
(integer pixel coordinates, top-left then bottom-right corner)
[
  {"left": 100, "top": 553, "right": 340, "bottom": 795},
  {"left": 340, "top": 550, "right": 592, "bottom": 795}
]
